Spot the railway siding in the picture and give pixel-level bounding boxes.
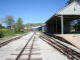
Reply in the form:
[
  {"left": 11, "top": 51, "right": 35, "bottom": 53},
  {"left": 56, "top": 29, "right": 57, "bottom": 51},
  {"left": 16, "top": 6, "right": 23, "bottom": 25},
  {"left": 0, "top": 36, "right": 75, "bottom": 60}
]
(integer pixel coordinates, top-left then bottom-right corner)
[
  {"left": 40, "top": 32, "right": 80, "bottom": 60},
  {"left": 0, "top": 33, "right": 29, "bottom": 48},
  {"left": 6, "top": 32, "right": 42, "bottom": 60},
  {"left": 0, "top": 32, "right": 78, "bottom": 60}
]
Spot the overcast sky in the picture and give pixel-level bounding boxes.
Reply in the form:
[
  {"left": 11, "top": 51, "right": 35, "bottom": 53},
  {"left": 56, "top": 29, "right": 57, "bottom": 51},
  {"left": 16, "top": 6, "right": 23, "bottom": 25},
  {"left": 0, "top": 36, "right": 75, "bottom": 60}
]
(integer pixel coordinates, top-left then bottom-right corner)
[{"left": 0, "top": 0, "right": 67, "bottom": 24}]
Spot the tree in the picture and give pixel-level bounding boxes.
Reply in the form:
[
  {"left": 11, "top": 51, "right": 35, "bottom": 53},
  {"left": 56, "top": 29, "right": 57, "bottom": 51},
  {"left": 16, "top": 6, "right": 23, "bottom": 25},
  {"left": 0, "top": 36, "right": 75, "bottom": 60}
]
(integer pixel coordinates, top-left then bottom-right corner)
[
  {"left": 0, "top": 24, "right": 5, "bottom": 29},
  {"left": 72, "top": 20, "right": 80, "bottom": 32},
  {"left": 77, "top": 20, "right": 80, "bottom": 31},
  {"left": 0, "top": 24, "right": 2, "bottom": 29},
  {"left": 2, "top": 15, "right": 15, "bottom": 29},
  {"left": 0, "top": 30, "right": 4, "bottom": 38},
  {"left": 15, "top": 18, "right": 23, "bottom": 32},
  {"left": 0, "top": 24, "right": 4, "bottom": 38},
  {"left": 67, "top": 0, "right": 80, "bottom": 5}
]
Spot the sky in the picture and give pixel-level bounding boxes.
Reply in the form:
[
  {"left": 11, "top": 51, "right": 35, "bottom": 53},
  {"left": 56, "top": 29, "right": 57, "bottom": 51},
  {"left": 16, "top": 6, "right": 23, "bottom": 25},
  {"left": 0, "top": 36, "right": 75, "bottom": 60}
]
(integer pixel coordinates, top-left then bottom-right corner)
[{"left": 0, "top": 0, "right": 67, "bottom": 25}]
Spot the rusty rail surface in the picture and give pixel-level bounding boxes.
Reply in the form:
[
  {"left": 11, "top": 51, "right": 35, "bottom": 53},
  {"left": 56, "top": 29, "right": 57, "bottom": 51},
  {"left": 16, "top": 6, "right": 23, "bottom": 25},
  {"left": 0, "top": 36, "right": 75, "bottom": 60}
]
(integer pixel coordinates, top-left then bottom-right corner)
[{"left": 40, "top": 33, "right": 80, "bottom": 60}]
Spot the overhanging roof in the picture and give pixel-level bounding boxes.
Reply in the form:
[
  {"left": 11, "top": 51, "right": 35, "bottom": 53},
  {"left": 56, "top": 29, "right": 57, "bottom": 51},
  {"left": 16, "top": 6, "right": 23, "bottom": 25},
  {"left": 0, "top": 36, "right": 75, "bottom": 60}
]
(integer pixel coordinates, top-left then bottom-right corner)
[{"left": 46, "top": 1, "right": 80, "bottom": 24}]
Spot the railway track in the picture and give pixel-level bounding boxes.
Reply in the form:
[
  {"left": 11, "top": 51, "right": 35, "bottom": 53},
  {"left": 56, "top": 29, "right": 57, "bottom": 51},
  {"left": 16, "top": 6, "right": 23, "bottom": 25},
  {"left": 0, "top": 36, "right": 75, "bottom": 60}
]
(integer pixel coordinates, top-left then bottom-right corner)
[
  {"left": 40, "top": 33, "right": 80, "bottom": 60},
  {"left": 0, "top": 33, "right": 27, "bottom": 48},
  {"left": 15, "top": 33, "right": 35, "bottom": 60}
]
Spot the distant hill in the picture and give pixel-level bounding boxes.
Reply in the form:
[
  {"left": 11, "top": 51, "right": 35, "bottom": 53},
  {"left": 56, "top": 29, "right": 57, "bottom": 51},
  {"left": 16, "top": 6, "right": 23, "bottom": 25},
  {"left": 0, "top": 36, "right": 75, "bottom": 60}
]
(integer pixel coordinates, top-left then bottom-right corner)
[
  {"left": 25, "top": 23, "right": 43, "bottom": 26},
  {"left": 24, "top": 23, "right": 44, "bottom": 29}
]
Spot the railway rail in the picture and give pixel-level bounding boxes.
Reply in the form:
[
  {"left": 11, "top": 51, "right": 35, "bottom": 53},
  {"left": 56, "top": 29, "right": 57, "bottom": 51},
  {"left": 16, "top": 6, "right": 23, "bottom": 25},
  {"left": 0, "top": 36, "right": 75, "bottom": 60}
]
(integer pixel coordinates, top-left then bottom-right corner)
[
  {"left": 15, "top": 33, "right": 35, "bottom": 60},
  {"left": 0, "top": 33, "right": 28, "bottom": 48},
  {"left": 40, "top": 33, "right": 80, "bottom": 60}
]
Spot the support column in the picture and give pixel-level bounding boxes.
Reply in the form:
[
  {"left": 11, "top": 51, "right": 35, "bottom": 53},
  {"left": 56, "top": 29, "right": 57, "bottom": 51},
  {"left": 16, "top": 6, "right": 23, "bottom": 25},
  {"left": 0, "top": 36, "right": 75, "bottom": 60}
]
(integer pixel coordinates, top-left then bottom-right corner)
[
  {"left": 56, "top": 20, "right": 57, "bottom": 34},
  {"left": 61, "top": 15, "right": 64, "bottom": 34},
  {"left": 42, "top": 26, "right": 44, "bottom": 32}
]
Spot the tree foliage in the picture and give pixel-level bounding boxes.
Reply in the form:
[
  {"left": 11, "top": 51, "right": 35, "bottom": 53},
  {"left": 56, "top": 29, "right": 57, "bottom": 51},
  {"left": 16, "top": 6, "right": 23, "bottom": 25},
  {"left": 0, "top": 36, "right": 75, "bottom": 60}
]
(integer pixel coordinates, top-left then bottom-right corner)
[
  {"left": 0, "top": 24, "right": 2, "bottom": 29},
  {"left": 0, "top": 24, "right": 4, "bottom": 38},
  {"left": 67, "top": 0, "right": 80, "bottom": 5},
  {"left": 77, "top": 20, "right": 80, "bottom": 31},
  {"left": 2, "top": 15, "right": 15, "bottom": 29},
  {"left": 15, "top": 18, "right": 23, "bottom": 32},
  {"left": 72, "top": 20, "right": 80, "bottom": 32},
  {"left": 0, "top": 31, "right": 4, "bottom": 38},
  {"left": 0, "top": 24, "right": 5, "bottom": 29}
]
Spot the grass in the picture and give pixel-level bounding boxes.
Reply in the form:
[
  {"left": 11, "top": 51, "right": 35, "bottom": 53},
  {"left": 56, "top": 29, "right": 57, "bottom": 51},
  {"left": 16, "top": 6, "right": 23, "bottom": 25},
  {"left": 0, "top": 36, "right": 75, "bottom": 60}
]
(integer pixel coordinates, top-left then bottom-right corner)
[{"left": 0, "top": 28, "right": 30, "bottom": 38}]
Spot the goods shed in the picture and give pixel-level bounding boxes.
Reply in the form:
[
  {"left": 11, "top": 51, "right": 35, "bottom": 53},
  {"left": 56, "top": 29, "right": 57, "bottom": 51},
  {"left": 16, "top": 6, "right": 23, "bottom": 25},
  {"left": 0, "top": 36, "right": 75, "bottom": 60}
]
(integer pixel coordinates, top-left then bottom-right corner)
[{"left": 46, "top": 1, "right": 80, "bottom": 34}]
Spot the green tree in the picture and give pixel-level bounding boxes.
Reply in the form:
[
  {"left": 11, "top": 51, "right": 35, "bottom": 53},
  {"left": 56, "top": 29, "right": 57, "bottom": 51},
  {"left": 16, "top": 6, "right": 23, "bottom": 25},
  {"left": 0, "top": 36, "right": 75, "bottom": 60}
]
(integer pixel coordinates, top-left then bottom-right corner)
[
  {"left": 0, "top": 24, "right": 5, "bottom": 29},
  {"left": 77, "top": 20, "right": 80, "bottom": 32},
  {"left": 0, "top": 24, "right": 4, "bottom": 38},
  {"left": 0, "top": 31, "right": 4, "bottom": 38},
  {"left": 67, "top": 0, "right": 80, "bottom": 5},
  {"left": 2, "top": 15, "right": 15, "bottom": 29},
  {"left": 0, "top": 24, "right": 2, "bottom": 29},
  {"left": 15, "top": 18, "right": 23, "bottom": 32}
]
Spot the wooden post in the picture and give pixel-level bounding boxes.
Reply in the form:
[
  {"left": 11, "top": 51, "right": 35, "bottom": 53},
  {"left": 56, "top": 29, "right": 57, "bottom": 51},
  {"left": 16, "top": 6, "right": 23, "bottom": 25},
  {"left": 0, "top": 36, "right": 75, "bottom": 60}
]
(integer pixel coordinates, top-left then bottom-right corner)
[
  {"left": 56, "top": 20, "right": 57, "bottom": 34},
  {"left": 42, "top": 26, "right": 44, "bottom": 32},
  {"left": 61, "top": 15, "right": 64, "bottom": 34}
]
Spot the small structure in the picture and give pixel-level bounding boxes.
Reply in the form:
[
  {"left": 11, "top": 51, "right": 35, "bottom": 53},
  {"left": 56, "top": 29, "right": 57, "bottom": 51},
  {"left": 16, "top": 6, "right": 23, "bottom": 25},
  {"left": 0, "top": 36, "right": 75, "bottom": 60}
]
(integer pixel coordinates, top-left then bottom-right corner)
[
  {"left": 35, "top": 25, "right": 46, "bottom": 32},
  {"left": 46, "top": 1, "right": 80, "bottom": 34}
]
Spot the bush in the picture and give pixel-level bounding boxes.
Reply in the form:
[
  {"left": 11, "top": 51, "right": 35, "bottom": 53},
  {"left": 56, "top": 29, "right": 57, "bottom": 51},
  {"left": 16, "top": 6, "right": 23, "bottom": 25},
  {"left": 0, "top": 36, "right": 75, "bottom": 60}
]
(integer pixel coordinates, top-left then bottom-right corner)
[
  {"left": 0, "top": 30, "right": 4, "bottom": 38},
  {"left": 2, "top": 29, "right": 15, "bottom": 36}
]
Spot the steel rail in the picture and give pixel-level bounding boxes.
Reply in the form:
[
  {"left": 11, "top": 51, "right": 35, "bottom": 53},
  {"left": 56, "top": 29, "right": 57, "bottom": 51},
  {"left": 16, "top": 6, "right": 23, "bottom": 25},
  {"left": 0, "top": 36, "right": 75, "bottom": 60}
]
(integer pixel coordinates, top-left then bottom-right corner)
[
  {"left": 27, "top": 36, "right": 35, "bottom": 60},
  {"left": 15, "top": 33, "right": 34, "bottom": 60},
  {"left": 40, "top": 34, "right": 80, "bottom": 60},
  {"left": 0, "top": 34, "right": 27, "bottom": 48}
]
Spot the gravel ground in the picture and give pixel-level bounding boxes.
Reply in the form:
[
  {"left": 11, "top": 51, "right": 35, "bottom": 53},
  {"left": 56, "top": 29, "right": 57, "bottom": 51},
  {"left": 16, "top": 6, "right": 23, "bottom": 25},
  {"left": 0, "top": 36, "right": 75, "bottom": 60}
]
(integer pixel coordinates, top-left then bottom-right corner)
[
  {"left": 0, "top": 34, "right": 23, "bottom": 44},
  {"left": 36, "top": 32, "right": 68, "bottom": 60},
  {"left": 0, "top": 32, "right": 33, "bottom": 60},
  {"left": 56, "top": 34, "right": 80, "bottom": 49},
  {"left": 0, "top": 32, "right": 69, "bottom": 60}
]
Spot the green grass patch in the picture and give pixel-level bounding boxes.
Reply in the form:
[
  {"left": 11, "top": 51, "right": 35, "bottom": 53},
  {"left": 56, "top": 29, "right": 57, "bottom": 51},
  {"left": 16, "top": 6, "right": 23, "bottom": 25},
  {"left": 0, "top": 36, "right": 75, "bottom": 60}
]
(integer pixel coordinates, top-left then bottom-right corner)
[{"left": 0, "top": 28, "right": 30, "bottom": 38}]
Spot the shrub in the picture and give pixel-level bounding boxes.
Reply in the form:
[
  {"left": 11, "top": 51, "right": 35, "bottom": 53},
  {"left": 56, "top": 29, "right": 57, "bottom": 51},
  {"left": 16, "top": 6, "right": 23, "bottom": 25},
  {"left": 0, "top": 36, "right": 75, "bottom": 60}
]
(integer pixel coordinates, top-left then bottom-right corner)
[{"left": 0, "top": 30, "right": 4, "bottom": 38}]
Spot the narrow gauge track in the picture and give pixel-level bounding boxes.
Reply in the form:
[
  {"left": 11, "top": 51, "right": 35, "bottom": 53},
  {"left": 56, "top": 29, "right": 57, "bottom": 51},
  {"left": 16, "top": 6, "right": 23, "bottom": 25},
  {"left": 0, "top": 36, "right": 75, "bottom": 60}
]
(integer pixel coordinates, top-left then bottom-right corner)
[
  {"left": 40, "top": 33, "right": 80, "bottom": 60},
  {"left": 0, "top": 34, "right": 27, "bottom": 48},
  {"left": 15, "top": 33, "right": 35, "bottom": 60}
]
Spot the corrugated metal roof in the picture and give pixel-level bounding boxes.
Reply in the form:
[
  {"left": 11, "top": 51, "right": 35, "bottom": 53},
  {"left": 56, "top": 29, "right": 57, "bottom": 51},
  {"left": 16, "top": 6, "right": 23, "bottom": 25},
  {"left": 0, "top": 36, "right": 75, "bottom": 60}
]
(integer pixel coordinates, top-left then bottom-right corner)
[{"left": 46, "top": 1, "right": 80, "bottom": 23}]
